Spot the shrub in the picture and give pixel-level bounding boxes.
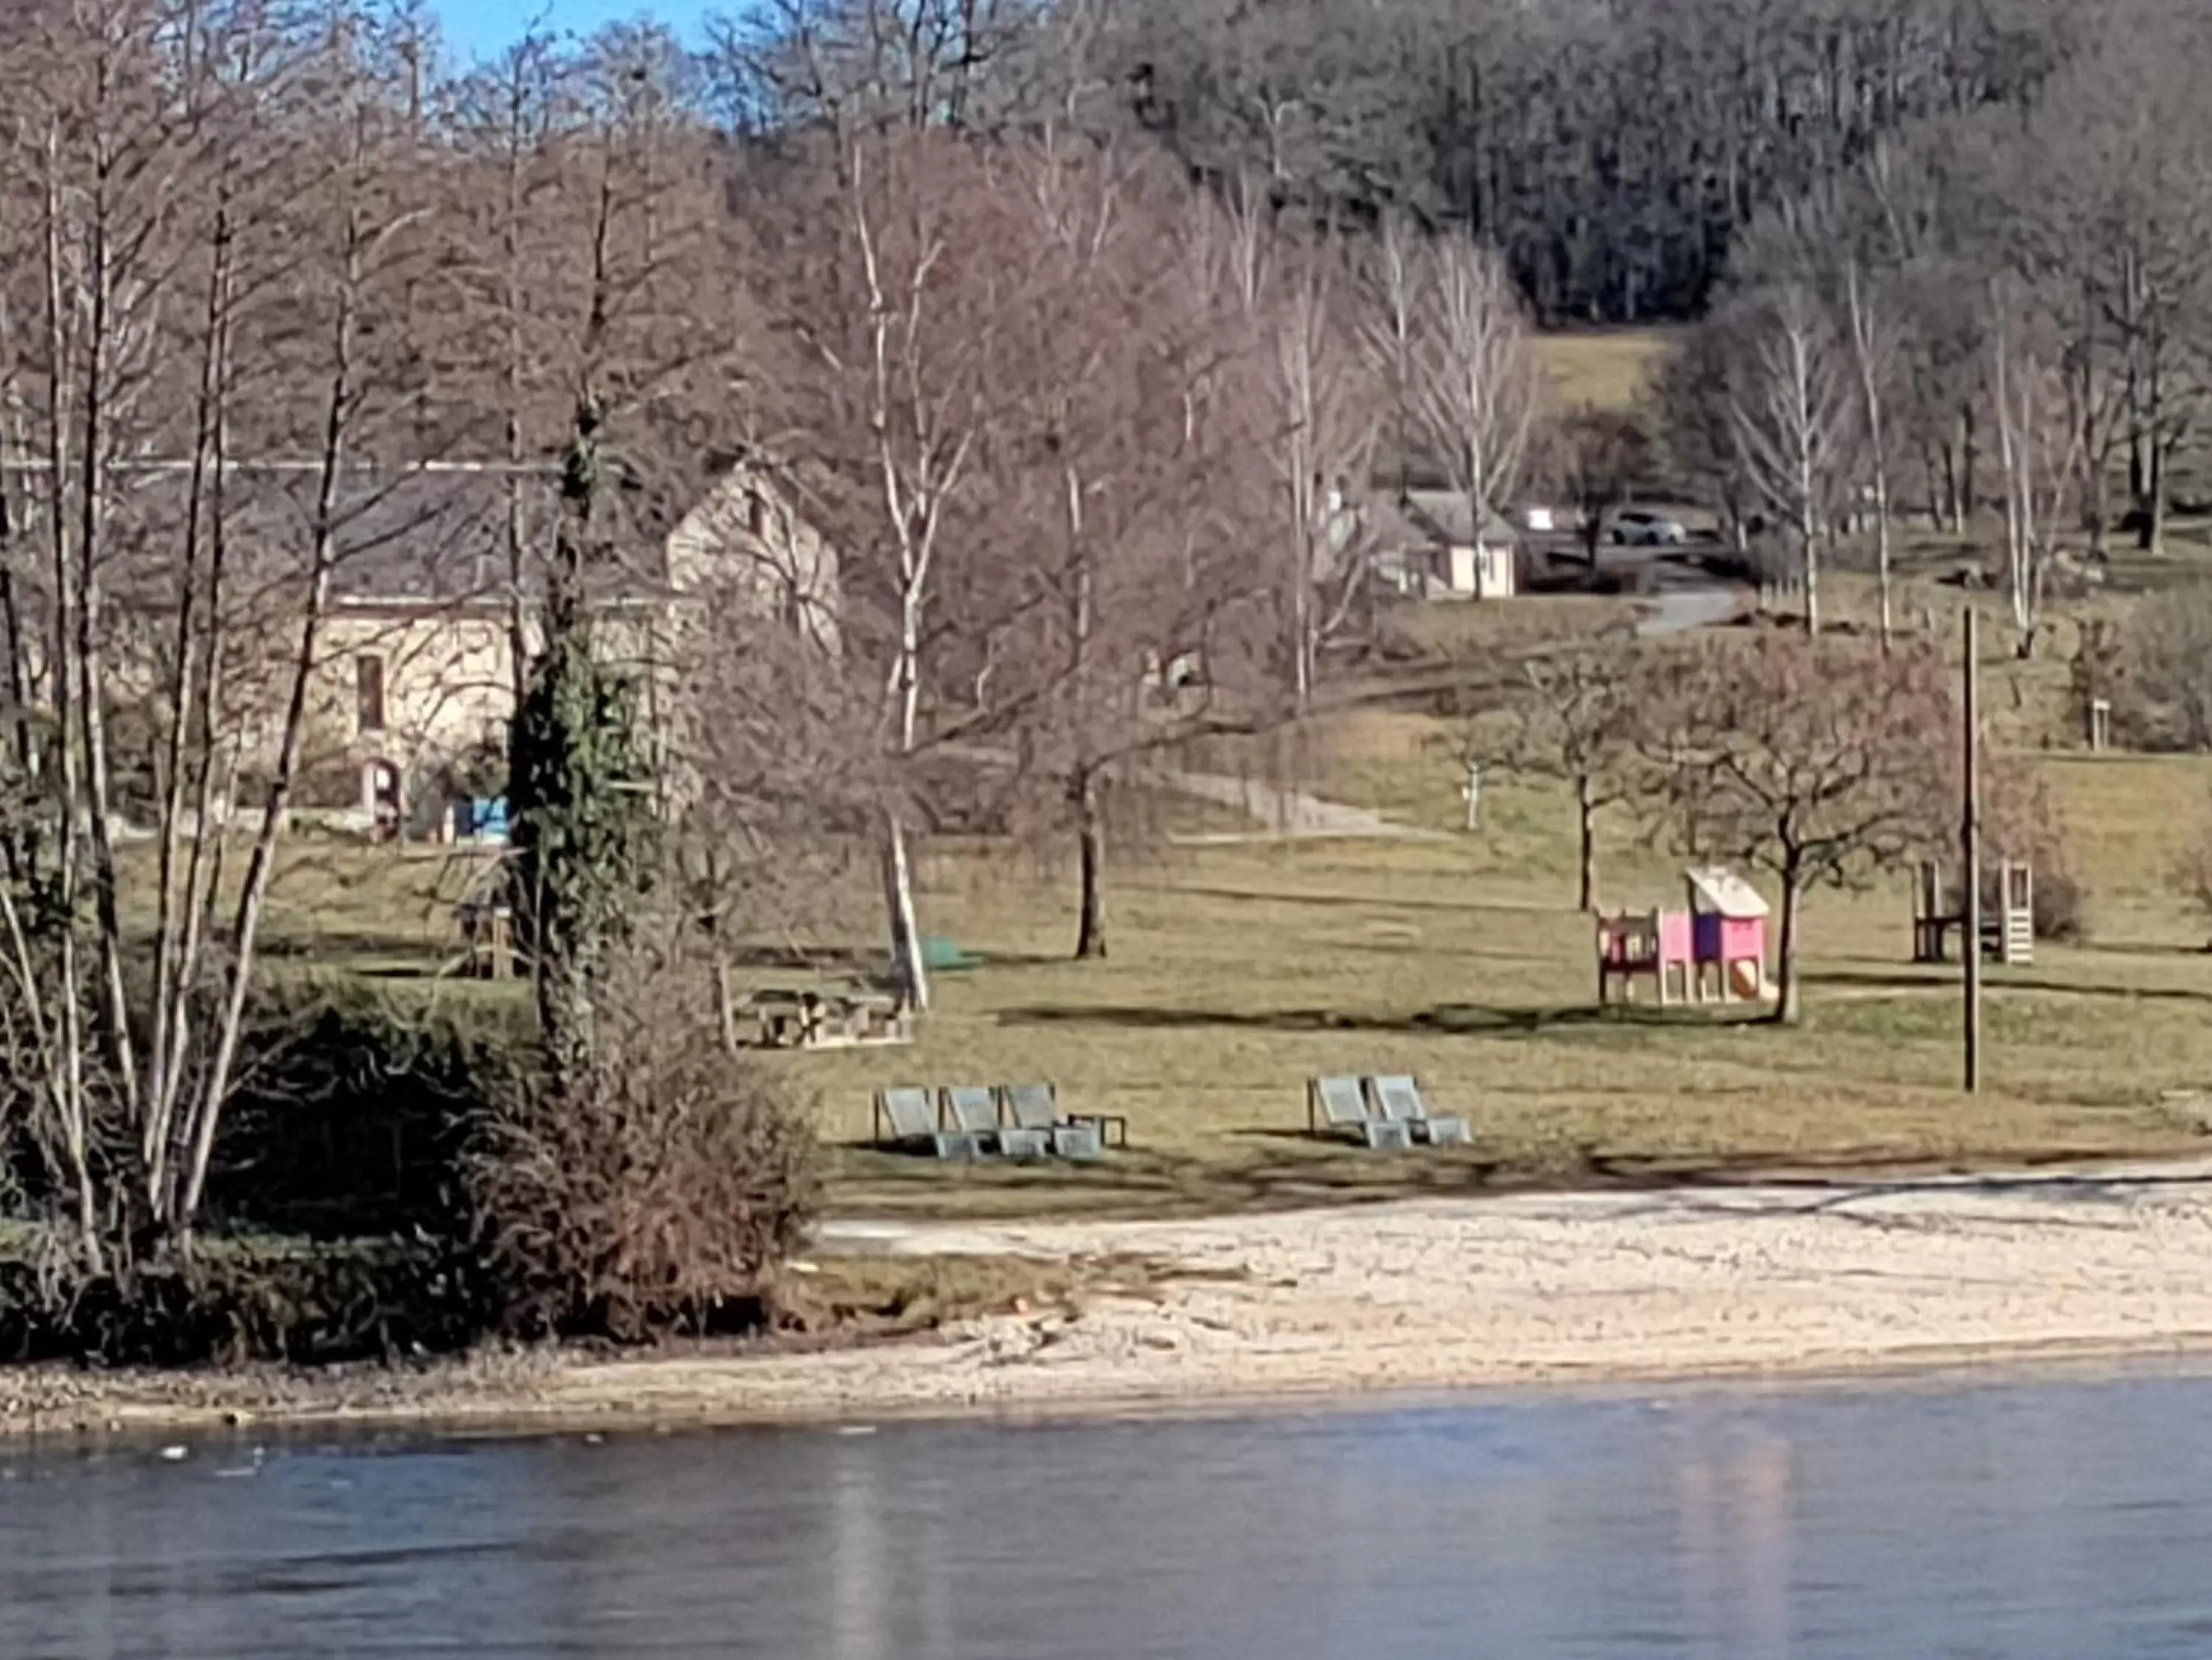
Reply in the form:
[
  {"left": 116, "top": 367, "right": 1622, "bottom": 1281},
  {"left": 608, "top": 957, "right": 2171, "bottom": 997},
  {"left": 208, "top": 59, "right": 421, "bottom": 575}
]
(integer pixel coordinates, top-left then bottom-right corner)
[
  {"left": 467, "top": 947, "right": 818, "bottom": 1342},
  {"left": 212, "top": 986, "right": 527, "bottom": 1240},
  {"left": 2025, "top": 863, "right": 2087, "bottom": 944},
  {"left": 2115, "top": 587, "right": 2212, "bottom": 751},
  {"left": 1985, "top": 758, "right": 2086, "bottom": 943},
  {"left": 0, "top": 1240, "right": 492, "bottom": 1367}
]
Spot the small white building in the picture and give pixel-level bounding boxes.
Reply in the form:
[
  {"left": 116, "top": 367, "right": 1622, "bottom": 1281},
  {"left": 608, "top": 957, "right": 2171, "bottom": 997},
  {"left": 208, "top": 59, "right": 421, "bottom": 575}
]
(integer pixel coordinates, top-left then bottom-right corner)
[{"left": 1363, "top": 490, "right": 1522, "bottom": 600}]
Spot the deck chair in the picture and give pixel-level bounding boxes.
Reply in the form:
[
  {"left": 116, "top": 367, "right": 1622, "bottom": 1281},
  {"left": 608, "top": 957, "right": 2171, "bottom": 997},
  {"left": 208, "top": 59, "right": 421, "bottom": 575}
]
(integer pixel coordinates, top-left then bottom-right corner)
[
  {"left": 1368, "top": 1075, "right": 1472, "bottom": 1147},
  {"left": 1307, "top": 1075, "right": 1413, "bottom": 1151},
  {"left": 1004, "top": 1081, "right": 1102, "bottom": 1162},
  {"left": 942, "top": 1087, "right": 1010, "bottom": 1157},
  {"left": 874, "top": 1087, "right": 978, "bottom": 1159}
]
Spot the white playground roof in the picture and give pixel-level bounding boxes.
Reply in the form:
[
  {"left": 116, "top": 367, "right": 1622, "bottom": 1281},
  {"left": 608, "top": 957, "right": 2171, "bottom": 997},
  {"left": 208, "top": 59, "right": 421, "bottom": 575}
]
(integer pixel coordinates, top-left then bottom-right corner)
[{"left": 1685, "top": 865, "right": 1770, "bottom": 918}]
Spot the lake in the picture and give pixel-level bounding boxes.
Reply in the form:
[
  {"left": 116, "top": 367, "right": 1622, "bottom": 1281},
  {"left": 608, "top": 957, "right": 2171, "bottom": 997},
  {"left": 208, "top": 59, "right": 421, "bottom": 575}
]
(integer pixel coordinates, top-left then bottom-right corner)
[{"left": 8, "top": 1367, "right": 2212, "bottom": 1658}]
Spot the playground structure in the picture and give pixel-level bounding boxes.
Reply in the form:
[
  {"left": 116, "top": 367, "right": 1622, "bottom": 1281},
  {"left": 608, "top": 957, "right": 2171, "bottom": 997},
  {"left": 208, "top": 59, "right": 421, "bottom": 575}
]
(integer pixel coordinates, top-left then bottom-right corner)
[
  {"left": 1596, "top": 866, "right": 1773, "bottom": 1007},
  {"left": 1912, "top": 859, "right": 2034, "bottom": 967}
]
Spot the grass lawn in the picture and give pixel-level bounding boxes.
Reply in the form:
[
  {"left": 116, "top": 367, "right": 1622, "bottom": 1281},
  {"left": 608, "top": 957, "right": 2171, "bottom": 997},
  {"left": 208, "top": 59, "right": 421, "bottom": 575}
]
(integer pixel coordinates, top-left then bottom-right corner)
[
  {"left": 786, "top": 753, "right": 2212, "bottom": 1221},
  {"left": 243, "top": 663, "right": 2212, "bottom": 1226},
  {"left": 1535, "top": 328, "right": 1680, "bottom": 413}
]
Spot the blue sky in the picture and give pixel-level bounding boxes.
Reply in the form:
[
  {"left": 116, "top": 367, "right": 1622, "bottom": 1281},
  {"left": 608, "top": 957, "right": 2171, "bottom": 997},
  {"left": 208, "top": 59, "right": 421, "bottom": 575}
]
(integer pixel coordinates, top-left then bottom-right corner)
[{"left": 435, "top": 0, "right": 712, "bottom": 63}]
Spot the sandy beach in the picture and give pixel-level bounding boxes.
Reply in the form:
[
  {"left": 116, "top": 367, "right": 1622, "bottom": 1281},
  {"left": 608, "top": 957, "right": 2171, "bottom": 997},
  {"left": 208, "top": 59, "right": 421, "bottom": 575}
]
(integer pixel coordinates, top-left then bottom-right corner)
[
  {"left": 13, "top": 1160, "right": 2212, "bottom": 1440},
  {"left": 557, "top": 1162, "right": 2212, "bottom": 1423}
]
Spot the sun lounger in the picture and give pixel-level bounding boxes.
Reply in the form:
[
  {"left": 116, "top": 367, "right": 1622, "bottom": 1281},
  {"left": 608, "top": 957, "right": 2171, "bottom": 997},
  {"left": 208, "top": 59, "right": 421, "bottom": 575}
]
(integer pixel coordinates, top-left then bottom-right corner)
[
  {"left": 942, "top": 1087, "right": 1012, "bottom": 1157},
  {"left": 1002, "top": 1081, "right": 1105, "bottom": 1161},
  {"left": 954, "top": 1081, "right": 1052, "bottom": 1160},
  {"left": 1307, "top": 1074, "right": 1413, "bottom": 1151},
  {"left": 874, "top": 1087, "right": 982, "bottom": 1159},
  {"left": 1368, "top": 1074, "right": 1472, "bottom": 1147}
]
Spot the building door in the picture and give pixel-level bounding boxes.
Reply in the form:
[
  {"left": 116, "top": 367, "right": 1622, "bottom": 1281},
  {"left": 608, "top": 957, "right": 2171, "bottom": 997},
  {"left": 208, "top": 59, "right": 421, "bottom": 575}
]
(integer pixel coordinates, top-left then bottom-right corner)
[{"left": 365, "top": 759, "right": 403, "bottom": 843}]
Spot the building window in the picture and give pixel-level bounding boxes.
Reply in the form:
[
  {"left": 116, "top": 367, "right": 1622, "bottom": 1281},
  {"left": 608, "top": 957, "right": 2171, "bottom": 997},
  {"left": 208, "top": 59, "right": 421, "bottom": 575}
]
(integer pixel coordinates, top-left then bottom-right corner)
[{"left": 355, "top": 654, "right": 387, "bottom": 736}]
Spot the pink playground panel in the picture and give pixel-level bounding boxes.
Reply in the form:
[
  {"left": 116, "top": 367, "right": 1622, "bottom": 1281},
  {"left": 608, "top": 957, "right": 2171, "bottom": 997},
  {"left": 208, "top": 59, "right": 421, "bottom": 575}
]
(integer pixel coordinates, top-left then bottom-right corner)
[{"left": 1596, "top": 869, "right": 1770, "bottom": 1006}]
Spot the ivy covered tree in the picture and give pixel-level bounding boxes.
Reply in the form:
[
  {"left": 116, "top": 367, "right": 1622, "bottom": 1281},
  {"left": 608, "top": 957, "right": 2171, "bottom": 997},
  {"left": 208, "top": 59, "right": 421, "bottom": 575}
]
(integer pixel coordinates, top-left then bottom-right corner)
[{"left": 507, "top": 400, "right": 658, "bottom": 1079}]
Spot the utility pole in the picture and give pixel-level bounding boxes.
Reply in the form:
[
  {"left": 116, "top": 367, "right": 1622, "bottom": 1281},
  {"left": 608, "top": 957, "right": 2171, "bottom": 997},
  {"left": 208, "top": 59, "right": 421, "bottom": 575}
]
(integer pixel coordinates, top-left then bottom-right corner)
[{"left": 1963, "top": 607, "right": 1982, "bottom": 1093}]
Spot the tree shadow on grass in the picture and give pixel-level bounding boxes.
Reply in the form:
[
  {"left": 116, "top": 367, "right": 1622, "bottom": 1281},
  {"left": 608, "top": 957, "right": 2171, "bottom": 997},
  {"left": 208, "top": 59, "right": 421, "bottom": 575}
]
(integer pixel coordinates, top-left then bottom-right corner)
[
  {"left": 831, "top": 1140, "right": 1515, "bottom": 1219},
  {"left": 1582, "top": 1157, "right": 2212, "bottom": 1232},
  {"left": 831, "top": 1139, "right": 2212, "bottom": 1227},
  {"left": 994, "top": 1001, "right": 1763, "bottom": 1038},
  {"left": 1809, "top": 965, "right": 2212, "bottom": 1006}
]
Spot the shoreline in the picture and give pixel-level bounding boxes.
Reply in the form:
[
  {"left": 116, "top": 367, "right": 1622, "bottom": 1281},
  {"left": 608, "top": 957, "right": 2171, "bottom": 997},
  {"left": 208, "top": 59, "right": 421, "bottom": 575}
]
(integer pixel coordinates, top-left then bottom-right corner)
[{"left": 12, "top": 1162, "right": 2212, "bottom": 1445}]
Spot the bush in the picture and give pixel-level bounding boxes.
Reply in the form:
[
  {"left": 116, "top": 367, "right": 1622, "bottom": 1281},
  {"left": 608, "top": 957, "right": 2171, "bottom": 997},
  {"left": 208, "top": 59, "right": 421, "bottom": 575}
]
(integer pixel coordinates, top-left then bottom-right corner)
[
  {"left": 212, "top": 986, "right": 527, "bottom": 1240},
  {"left": 2115, "top": 587, "right": 2212, "bottom": 751},
  {"left": 2025, "top": 863, "right": 2087, "bottom": 944},
  {"left": 1983, "top": 757, "right": 2086, "bottom": 943},
  {"left": 467, "top": 948, "right": 818, "bottom": 1342},
  {"left": 0, "top": 1240, "right": 492, "bottom": 1367}
]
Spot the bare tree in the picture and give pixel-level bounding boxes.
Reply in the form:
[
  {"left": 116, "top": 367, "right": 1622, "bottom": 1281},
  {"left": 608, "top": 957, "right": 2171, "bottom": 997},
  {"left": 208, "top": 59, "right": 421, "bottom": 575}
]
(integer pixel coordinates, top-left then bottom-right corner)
[
  {"left": 1405, "top": 233, "right": 1542, "bottom": 579},
  {"left": 1209, "top": 182, "right": 1378, "bottom": 708},
  {"left": 0, "top": 3, "right": 445, "bottom": 1263},
  {"left": 748, "top": 130, "right": 1068, "bottom": 1006},
  {"left": 1464, "top": 632, "right": 1647, "bottom": 912},
  {"left": 2116, "top": 585, "right": 2212, "bottom": 752},
  {"left": 1840, "top": 259, "right": 1900, "bottom": 649},
  {"left": 1652, "top": 318, "right": 1753, "bottom": 550},
  {"left": 1545, "top": 408, "right": 1653, "bottom": 568},
  {"left": 1360, "top": 209, "right": 1424, "bottom": 503},
  {"left": 1987, "top": 278, "right": 2083, "bottom": 655},
  {"left": 1642, "top": 633, "right": 1955, "bottom": 1024},
  {"left": 1721, "top": 284, "right": 1857, "bottom": 635},
  {"left": 988, "top": 146, "right": 1278, "bottom": 957}
]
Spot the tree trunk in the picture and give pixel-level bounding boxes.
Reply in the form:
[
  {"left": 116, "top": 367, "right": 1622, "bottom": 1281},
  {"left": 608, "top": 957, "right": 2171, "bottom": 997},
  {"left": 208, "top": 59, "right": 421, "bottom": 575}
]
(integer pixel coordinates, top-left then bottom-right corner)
[
  {"left": 1074, "top": 770, "right": 1107, "bottom": 960},
  {"left": 1959, "top": 403, "right": 1978, "bottom": 529},
  {"left": 2147, "top": 433, "right": 2168, "bottom": 555},
  {"left": 882, "top": 810, "right": 930, "bottom": 1013},
  {"left": 1575, "top": 773, "right": 1598, "bottom": 913},
  {"left": 1767, "top": 871, "right": 1804, "bottom": 1026},
  {"left": 1799, "top": 522, "right": 1820, "bottom": 637},
  {"left": 1874, "top": 477, "right": 1893, "bottom": 652}
]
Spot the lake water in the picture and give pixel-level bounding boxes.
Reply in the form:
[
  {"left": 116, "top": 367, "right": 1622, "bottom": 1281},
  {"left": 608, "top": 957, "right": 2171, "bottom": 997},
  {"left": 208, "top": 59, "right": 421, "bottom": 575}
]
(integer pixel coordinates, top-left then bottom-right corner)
[{"left": 9, "top": 1367, "right": 2212, "bottom": 1659}]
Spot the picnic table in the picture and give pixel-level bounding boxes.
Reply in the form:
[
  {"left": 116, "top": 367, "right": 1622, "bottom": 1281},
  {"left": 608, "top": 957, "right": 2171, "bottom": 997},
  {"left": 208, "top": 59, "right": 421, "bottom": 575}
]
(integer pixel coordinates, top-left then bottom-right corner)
[{"left": 737, "top": 986, "right": 912, "bottom": 1050}]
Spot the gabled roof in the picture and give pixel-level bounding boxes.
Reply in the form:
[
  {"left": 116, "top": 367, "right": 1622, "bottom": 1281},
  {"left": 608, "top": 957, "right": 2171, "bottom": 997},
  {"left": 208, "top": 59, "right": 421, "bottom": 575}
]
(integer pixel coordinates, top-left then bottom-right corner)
[
  {"left": 14, "top": 462, "right": 694, "bottom": 607},
  {"left": 1401, "top": 489, "right": 1520, "bottom": 549}
]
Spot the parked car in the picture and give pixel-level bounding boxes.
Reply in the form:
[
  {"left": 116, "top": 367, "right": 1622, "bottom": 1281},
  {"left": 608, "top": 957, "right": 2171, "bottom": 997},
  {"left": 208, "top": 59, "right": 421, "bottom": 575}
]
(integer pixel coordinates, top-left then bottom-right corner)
[{"left": 1610, "top": 509, "right": 1688, "bottom": 546}]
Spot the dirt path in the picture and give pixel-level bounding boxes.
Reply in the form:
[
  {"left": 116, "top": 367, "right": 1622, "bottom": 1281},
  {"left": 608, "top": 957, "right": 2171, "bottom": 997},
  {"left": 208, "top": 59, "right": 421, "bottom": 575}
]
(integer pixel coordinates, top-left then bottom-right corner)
[{"left": 1144, "top": 767, "right": 1444, "bottom": 843}]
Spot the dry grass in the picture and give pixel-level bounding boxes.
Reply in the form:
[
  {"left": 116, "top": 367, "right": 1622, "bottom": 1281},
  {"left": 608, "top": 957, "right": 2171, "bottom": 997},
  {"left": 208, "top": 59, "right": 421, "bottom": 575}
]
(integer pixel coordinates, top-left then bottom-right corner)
[
  {"left": 1375, "top": 594, "right": 1643, "bottom": 665},
  {"left": 235, "top": 647, "right": 2212, "bottom": 1227},
  {"left": 1535, "top": 328, "right": 1680, "bottom": 413},
  {"left": 775, "top": 722, "right": 2212, "bottom": 1221},
  {"left": 777, "top": 1252, "right": 1182, "bottom": 1336}
]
